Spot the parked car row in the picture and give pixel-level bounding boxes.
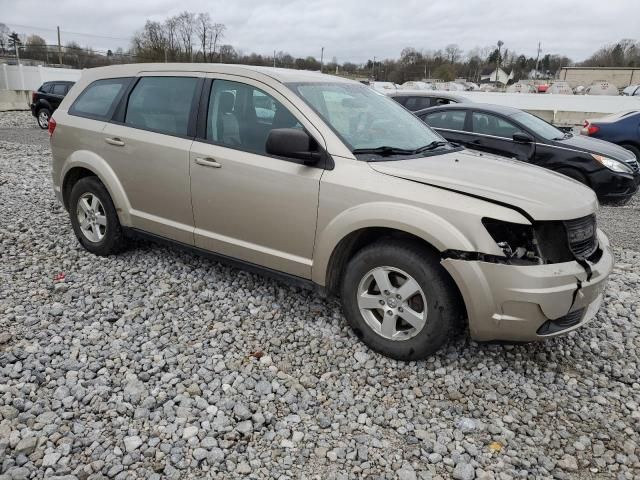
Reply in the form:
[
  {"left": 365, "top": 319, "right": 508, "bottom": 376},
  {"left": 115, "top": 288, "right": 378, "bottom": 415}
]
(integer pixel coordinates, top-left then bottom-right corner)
[{"left": 47, "top": 64, "right": 616, "bottom": 360}]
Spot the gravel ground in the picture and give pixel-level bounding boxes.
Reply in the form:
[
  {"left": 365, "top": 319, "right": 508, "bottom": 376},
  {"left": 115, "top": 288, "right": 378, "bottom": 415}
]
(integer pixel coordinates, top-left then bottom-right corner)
[{"left": 1, "top": 111, "right": 639, "bottom": 479}]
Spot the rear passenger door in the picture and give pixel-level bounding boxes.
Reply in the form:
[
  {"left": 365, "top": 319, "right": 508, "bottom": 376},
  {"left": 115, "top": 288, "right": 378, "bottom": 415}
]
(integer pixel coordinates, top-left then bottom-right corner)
[
  {"left": 188, "top": 76, "right": 325, "bottom": 278},
  {"left": 469, "top": 111, "right": 534, "bottom": 161},
  {"left": 101, "top": 72, "right": 204, "bottom": 244},
  {"left": 418, "top": 109, "right": 469, "bottom": 145}
]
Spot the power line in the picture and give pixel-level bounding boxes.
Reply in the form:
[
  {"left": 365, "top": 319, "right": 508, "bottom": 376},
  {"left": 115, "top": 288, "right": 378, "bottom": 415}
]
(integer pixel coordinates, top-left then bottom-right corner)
[{"left": 5, "top": 22, "right": 130, "bottom": 41}]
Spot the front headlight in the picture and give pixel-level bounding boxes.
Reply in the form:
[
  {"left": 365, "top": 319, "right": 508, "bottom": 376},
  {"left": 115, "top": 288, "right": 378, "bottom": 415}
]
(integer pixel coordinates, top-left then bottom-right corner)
[
  {"left": 482, "top": 219, "right": 543, "bottom": 265},
  {"left": 591, "top": 154, "right": 633, "bottom": 174}
]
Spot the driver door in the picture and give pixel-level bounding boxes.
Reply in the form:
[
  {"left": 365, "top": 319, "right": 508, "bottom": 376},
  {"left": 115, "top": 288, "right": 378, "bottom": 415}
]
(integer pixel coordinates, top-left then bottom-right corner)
[
  {"left": 469, "top": 111, "right": 535, "bottom": 162},
  {"left": 189, "top": 76, "right": 326, "bottom": 278}
]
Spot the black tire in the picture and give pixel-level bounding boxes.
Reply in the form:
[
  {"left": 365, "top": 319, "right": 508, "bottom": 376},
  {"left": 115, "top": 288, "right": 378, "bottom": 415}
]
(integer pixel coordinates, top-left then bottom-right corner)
[
  {"left": 620, "top": 143, "right": 640, "bottom": 161},
  {"left": 69, "top": 176, "right": 126, "bottom": 256},
  {"left": 36, "top": 108, "right": 50, "bottom": 129},
  {"left": 340, "top": 240, "right": 463, "bottom": 360},
  {"left": 555, "top": 167, "right": 589, "bottom": 187}
]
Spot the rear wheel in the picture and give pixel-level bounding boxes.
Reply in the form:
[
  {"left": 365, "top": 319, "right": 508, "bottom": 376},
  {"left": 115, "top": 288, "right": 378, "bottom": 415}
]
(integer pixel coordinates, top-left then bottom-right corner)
[
  {"left": 36, "top": 108, "right": 50, "bottom": 129},
  {"left": 69, "top": 176, "right": 126, "bottom": 256},
  {"left": 340, "top": 240, "right": 463, "bottom": 360}
]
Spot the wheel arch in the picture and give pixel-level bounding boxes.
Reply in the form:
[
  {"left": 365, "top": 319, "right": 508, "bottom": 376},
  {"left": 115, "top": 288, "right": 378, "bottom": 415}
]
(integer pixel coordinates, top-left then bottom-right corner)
[
  {"left": 313, "top": 202, "right": 478, "bottom": 293},
  {"left": 60, "top": 151, "right": 132, "bottom": 226}
]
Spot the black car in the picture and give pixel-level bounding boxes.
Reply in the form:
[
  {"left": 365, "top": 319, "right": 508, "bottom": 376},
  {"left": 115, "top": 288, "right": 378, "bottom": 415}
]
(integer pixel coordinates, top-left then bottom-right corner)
[
  {"left": 30, "top": 81, "right": 75, "bottom": 129},
  {"left": 415, "top": 103, "right": 640, "bottom": 204}
]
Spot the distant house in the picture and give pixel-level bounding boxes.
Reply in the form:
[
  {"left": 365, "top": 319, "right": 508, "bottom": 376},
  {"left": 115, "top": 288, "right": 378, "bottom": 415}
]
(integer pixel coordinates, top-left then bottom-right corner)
[{"left": 480, "top": 68, "right": 514, "bottom": 85}]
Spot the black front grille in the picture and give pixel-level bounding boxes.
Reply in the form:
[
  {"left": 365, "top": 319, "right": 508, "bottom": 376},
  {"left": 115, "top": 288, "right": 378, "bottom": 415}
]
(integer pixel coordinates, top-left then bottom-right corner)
[{"left": 564, "top": 214, "right": 598, "bottom": 259}]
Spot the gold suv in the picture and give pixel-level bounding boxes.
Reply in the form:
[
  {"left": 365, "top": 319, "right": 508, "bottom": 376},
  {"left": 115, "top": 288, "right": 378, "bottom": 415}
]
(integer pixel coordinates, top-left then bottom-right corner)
[{"left": 50, "top": 64, "right": 613, "bottom": 360}]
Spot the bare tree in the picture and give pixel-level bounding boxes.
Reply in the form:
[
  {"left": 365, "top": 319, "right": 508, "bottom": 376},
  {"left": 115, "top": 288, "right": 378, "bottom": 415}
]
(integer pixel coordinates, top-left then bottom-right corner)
[
  {"left": 176, "top": 11, "right": 196, "bottom": 60},
  {"left": 196, "top": 12, "right": 212, "bottom": 62},
  {"left": 445, "top": 44, "right": 462, "bottom": 64},
  {"left": 0, "top": 23, "right": 9, "bottom": 54},
  {"left": 208, "top": 23, "right": 226, "bottom": 61}
]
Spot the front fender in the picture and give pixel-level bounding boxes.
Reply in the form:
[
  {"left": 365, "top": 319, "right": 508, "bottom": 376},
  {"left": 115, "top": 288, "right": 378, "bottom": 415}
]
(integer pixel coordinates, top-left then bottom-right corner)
[
  {"left": 311, "top": 202, "right": 476, "bottom": 286},
  {"left": 59, "top": 150, "right": 132, "bottom": 226}
]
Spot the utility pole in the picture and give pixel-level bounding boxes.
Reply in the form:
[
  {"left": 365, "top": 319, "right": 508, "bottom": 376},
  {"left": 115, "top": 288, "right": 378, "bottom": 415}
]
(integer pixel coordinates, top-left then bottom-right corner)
[
  {"left": 534, "top": 41, "right": 542, "bottom": 79},
  {"left": 57, "top": 26, "right": 63, "bottom": 65},
  {"left": 373, "top": 56, "right": 376, "bottom": 80},
  {"left": 496, "top": 40, "right": 504, "bottom": 87},
  {"left": 164, "top": 48, "right": 168, "bottom": 63},
  {"left": 273, "top": 50, "right": 276, "bottom": 68},
  {"left": 320, "top": 47, "right": 324, "bottom": 73}
]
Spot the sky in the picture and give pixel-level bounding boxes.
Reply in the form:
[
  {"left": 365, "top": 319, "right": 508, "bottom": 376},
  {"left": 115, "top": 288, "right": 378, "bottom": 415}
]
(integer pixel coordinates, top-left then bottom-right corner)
[{"left": 1, "top": 0, "right": 637, "bottom": 63}]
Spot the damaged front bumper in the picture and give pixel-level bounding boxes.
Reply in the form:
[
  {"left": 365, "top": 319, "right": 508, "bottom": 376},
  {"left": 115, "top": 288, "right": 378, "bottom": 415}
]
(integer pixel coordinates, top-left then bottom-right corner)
[{"left": 442, "top": 229, "right": 613, "bottom": 342}]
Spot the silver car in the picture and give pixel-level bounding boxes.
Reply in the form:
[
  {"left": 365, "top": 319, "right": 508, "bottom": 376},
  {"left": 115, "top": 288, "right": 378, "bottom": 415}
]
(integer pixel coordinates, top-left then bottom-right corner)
[{"left": 49, "top": 64, "right": 612, "bottom": 360}]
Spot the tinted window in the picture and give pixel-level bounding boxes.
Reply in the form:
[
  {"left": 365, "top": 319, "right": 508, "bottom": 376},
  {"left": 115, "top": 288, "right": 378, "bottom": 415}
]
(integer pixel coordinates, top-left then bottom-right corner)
[
  {"left": 70, "top": 78, "right": 130, "bottom": 119},
  {"left": 40, "top": 83, "right": 52, "bottom": 93},
  {"left": 125, "top": 77, "right": 198, "bottom": 136},
  {"left": 403, "top": 96, "right": 432, "bottom": 111},
  {"left": 472, "top": 112, "right": 522, "bottom": 138},
  {"left": 207, "top": 80, "right": 302, "bottom": 154},
  {"left": 52, "top": 84, "right": 67, "bottom": 95},
  {"left": 422, "top": 110, "right": 466, "bottom": 130}
]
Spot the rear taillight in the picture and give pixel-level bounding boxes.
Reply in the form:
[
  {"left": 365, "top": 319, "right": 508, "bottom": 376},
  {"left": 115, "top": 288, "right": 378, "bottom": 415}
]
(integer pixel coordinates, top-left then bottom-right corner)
[
  {"left": 582, "top": 121, "right": 599, "bottom": 136},
  {"left": 48, "top": 117, "right": 57, "bottom": 136},
  {"left": 31, "top": 91, "right": 37, "bottom": 103}
]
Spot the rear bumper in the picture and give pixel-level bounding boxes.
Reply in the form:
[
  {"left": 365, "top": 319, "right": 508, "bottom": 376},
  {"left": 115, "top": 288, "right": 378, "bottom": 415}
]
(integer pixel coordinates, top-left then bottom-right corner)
[
  {"left": 30, "top": 104, "right": 37, "bottom": 116},
  {"left": 442, "top": 229, "right": 613, "bottom": 342}
]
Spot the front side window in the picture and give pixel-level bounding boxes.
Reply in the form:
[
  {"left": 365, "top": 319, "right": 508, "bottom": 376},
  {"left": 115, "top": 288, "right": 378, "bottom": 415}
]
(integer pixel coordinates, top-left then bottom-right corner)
[
  {"left": 472, "top": 112, "right": 522, "bottom": 138},
  {"left": 422, "top": 110, "right": 466, "bottom": 130},
  {"left": 289, "top": 82, "right": 444, "bottom": 157},
  {"left": 70, "top": 78, "right": 130, "bottom": 119},
  {"left": 206, "top": 80, "right": 302, "bottom": 154},
  {"left": 509, "top": 111, "right": 564, "bottom": 141},
  {"left": 125, "top": 76, "right": 199, "bottom": 137}
]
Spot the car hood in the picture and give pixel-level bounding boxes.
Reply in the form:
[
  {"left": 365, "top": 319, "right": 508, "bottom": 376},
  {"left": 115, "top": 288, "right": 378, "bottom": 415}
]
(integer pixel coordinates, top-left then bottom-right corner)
[
  {"left": 369, "top": 149, "right": 597, "bottom": 221},
  {"left": 553, "top": 135, "right": 636, "bottom": 162}
]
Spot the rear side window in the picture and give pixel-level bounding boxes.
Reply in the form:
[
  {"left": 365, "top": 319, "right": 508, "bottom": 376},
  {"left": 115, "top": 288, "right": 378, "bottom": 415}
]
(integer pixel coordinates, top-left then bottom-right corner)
[
  {"left": 422, "top": 110, "right": 466, "bottom": 130},
  {"left": 125, "top": 76, "right": 199, "bottom": 137},
  {"left": 40, "top": 83, "right": 52, "bottom": 93},
  {"left": 403, "top": 96, "right": 432, "bottom": 111},
  {"left": 52, "top": 84, "right": 67, "bottom": 95},
  {"left": 70, "top": 78, "right": 130, "bottom": 120}
]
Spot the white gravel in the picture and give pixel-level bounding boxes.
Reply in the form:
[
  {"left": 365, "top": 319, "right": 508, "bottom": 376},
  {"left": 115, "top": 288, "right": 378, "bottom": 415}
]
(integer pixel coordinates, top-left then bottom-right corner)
[{"left": 1, "top": 111, "right": 639, "bottom": 479}]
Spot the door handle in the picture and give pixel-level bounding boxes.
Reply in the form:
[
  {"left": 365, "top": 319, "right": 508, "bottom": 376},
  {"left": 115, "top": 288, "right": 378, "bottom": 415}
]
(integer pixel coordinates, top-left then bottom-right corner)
[
  {"left": 195, "top": 157, "right": 222, "bottom": 168},
  {"left": 469, "top": 139, "right": 482, "bottom": 145},
  {"left": 105, "top": 137, "right": 125, "bottom": 147}
]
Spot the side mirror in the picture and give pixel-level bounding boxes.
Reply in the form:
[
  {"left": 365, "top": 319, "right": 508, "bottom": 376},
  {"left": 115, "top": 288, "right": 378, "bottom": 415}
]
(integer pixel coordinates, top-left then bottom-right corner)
[
  {"left": 266, "top": 128, "right": 321, "bottom": 165},
  {"left": 513, "top": 132, "right": 534, "bottom": 144}
]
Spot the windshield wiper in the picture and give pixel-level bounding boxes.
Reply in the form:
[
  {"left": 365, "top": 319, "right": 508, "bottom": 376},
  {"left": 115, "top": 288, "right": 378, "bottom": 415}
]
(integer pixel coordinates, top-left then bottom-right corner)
[
  {"left": 553, "top": 131, "right": 574, "bottom": 141},
  {"left": 352, "top": 146, "right": 416, "bottom": 156},
  {"left": 412, "top": 141, "right": 449, "bottom": 154}
]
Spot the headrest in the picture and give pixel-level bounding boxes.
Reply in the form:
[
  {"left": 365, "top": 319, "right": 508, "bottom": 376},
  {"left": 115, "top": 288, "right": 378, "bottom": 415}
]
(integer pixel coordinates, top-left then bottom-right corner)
[{"left": 219, "top": 91, "right": 235, "bottom": 114}]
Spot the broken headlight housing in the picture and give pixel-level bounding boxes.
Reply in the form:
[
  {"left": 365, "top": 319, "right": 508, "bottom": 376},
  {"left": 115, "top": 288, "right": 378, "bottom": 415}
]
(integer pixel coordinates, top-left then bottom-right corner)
[
  {"left": 482, "top": 218, "right": 543, "bottom": 265},
  {"left": 482, "top": 218, "right": 581, "bottom": 265}
]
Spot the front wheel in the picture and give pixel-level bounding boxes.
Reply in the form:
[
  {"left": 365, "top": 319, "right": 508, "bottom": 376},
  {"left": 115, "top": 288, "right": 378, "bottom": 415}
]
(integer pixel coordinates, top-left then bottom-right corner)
[
  {"left": 69, "top": 176, "right": 126, "bottom": 256},
  {"left": 37, "top": 108, "right": 50, "bottom": 129},
  {"left": 340, "top": 240, "right": 463, "bottom": 360}
]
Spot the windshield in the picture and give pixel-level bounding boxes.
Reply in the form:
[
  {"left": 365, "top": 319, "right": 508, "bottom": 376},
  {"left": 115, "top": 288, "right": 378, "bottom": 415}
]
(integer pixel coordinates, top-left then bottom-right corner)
[
  {"left": 509, "top": 111, "right": 565, "bottom": 140},
  {"left": 287, "top": 82, "right": 444, "bottom": 158}
]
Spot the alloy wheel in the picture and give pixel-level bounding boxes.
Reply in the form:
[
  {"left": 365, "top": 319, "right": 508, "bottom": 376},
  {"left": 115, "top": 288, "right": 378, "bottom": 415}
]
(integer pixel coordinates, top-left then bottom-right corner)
[
  {"left": 356, "top": 266, "right": 428, "bottom": 341},
  {"left": 38, "top": 110, "right": 49, "bottom": 129},
  {"left": 76, "top": 193, "right": 107, "bottom": 242}
]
